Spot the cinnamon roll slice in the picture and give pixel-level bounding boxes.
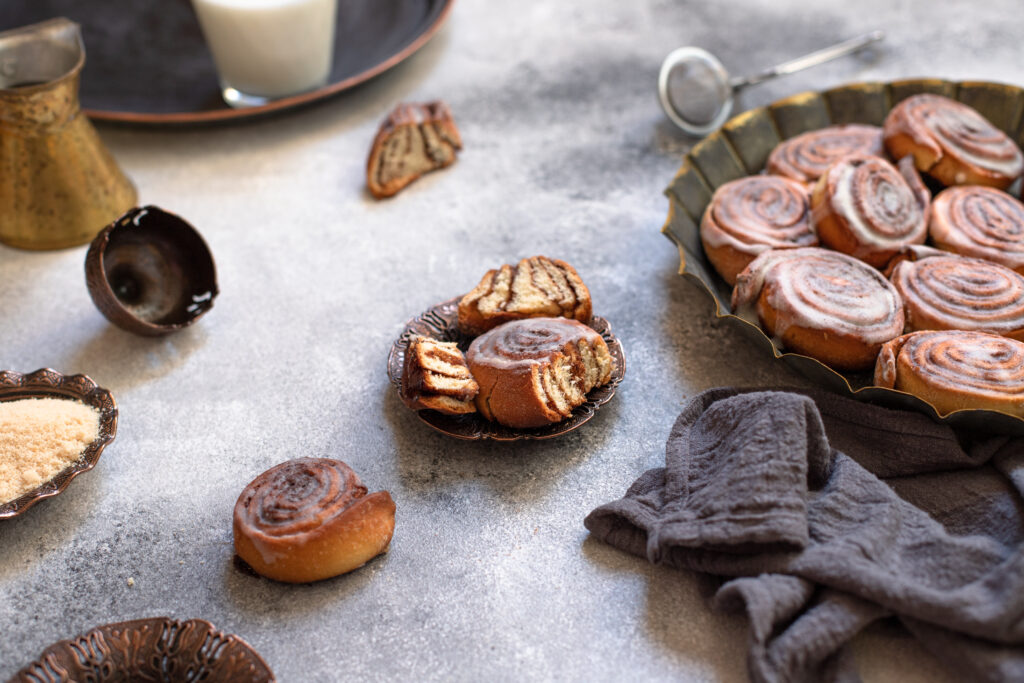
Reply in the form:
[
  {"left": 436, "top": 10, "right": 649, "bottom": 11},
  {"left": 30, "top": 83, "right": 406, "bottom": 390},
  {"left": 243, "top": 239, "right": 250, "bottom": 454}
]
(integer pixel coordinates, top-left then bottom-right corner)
[
  {"left": 732, "top": 247, "right": 905, "bottom": 371},
  {"left": 466, "top": 317, "right": 614, "bottom": 428},
  {"left": 810, "top": 155, "right": 928, "bottom": 268},
  {"left": 767, "top": 124, "right": 884, "bottom": 184},
  {"left": 890, "top": 252, "right": 1024, "bottom": 339},
  {"left": 700, "top": 175, "right": 816, "bottom": 285},
  {"left": 929, "top": 185, "right": 1024, "bottom": 274},
  {"left": 883, "top": 94, "right": 1024, "bottom": 189},
  {"left": 234, "top": 458, "right": 396, "bottom": 583},
  {"left": 401, "top": 336, "right": 478, "bottom": 415},
  {"left": 875, "top": 330, "right": 1024, "bottom": 417}
]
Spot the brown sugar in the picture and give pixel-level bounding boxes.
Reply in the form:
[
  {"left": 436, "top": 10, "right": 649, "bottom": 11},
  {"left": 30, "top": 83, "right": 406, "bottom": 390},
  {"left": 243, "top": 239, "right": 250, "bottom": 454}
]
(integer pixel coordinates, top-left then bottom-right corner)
[{"left": 0, "top": 398, "right": 101, "bottom": 504}]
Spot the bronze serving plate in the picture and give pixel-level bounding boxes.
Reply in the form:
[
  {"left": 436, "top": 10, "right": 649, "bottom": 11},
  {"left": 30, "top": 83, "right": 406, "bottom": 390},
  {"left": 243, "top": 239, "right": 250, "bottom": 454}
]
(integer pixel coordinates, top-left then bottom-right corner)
[
  {"left": 661, "top": 78, "right": 1024, "bottom": 435},
  {"left": 387, "top": 298, "right": 627, "bottom": 440},
  {"left": 11, "top": 617, "right": 275, "bottom": 682},
  {"left": 0, "top": 369, "right": 117, "bottom": 519}
]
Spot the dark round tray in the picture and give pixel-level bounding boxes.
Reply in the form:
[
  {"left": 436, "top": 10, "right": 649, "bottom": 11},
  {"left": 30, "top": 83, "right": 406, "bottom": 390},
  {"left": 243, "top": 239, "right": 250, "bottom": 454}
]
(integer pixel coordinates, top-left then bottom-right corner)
[
  {"left": 2, "top": 0, "right": 454, "bottom": 124},
  {"left": 388, "top": 298, "right": 627, "bottom": 441}
]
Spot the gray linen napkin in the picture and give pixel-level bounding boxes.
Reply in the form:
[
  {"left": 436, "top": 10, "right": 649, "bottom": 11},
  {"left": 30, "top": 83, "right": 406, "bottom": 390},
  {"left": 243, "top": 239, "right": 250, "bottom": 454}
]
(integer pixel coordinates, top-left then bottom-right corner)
[{"left": 584, "top": 388, "right": 1024, "bottom": 683}]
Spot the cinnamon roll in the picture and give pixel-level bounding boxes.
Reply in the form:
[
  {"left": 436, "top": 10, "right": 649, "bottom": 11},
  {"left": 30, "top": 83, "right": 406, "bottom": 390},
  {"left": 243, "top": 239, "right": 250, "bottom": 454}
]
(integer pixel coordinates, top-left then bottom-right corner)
[
  {"left": 874, "top": 330, "right": 1024, "bottom": 416},
  {"left": 401, "top": 335, "right": 478, "bottom": 415},
  {"left": 810, "top": 155, "right": 928, "bottom": 268},
  {"left": 766, "top": 124, "right": 884, "bottom": 184},
  {"left": 732, "top": 247, "right": 905, "bottom": 371},
  {"left": 466, "top": 317, "right": 614, "bottom": 428},
  {"left": 890, "top": 253, "right": 1024, "bottom": 339},
  {"left": 883, "top": 94, "right": 1024, "bottom": 189},
  {"left": 234, "top": 458, "right": 396, "bottom": 583},
  {"left": 700, "top": 175, "right": 816, "bottom": 285},
  {"left": 929, "top": 185, "right": 1024, "bottom": 274},
  {"left": 458, "top": 256, "right": 592, "bottom": 336}
]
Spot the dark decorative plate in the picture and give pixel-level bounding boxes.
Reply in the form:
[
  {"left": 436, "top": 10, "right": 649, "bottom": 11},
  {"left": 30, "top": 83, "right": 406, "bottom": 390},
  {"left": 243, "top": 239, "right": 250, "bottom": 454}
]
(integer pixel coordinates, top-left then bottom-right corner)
[
  {"left": 387, "top": 298, "right": 627, "bottom": 440},
  {"left": 2, "top": 0, "right": 454, "bottom": 124},
  {"left": 11, "top": 617, "right": 275, "bottom": 682},
  {"left": 0, "top": 369, "right": 118, "bottom": 520},
  {"left": 660, "top": 78, "right": 1024, "bottom": 435}
]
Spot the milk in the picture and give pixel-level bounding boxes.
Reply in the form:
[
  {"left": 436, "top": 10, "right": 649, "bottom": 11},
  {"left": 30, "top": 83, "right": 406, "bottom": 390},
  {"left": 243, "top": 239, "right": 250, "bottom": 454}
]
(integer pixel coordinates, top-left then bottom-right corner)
[{"left": 191, "top": 0, "right": 338, "bottom": 101}]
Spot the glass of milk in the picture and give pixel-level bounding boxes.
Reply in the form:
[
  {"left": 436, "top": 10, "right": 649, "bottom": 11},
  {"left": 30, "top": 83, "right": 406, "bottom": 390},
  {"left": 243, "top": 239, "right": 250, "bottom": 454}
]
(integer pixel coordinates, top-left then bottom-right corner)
[{"left": 190, "top": 0, "right": 338, "bottom": 107}]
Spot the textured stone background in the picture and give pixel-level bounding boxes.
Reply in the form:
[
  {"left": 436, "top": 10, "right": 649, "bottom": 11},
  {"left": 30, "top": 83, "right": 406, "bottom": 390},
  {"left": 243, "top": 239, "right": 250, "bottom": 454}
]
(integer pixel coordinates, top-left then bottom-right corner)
[{"left": 1, "top": 1, "right": 1020, "bottom": 680}]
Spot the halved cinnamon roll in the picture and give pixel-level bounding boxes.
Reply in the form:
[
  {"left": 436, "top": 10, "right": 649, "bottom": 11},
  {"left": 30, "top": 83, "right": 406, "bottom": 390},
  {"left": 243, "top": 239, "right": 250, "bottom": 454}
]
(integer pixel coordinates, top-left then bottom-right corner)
[
  {"left": 874, "top": 330, "right": 1024, "bottom": 416},
  {"left": 810, "top": 155, "right": 928, "bottom": 268},
  {"left": 929, "top": 185, "right": 1024, "bottom": 274},
  {"left": 767, "top": 124, "right": 884, "bottom": 184},
  {"left": 700, "top": 175, "right": 816, "bottom": 285},
  {"left": 883, "top": 94, "right": 1024, "bottom": 189},
  {"left": 732, "top": 247, "right": 905, "bottom": 371}
]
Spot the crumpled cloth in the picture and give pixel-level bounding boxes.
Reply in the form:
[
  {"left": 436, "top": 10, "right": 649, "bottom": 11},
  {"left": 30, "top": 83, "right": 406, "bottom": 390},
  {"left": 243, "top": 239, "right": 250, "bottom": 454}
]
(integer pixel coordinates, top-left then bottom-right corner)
[{"left": 584, "top": 387, "right": 1024, "bottom": 683}]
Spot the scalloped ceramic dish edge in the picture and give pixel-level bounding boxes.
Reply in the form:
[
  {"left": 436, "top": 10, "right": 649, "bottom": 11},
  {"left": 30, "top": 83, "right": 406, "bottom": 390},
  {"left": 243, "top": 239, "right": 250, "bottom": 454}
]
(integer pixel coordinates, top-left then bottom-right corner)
[
  {"left": 660, "top": 78, "right": 1024, "bottom": 436},
  {"left": 387, "top": 298, "right": 627, "bottom": 441},
  {"left": 0, "top": 368, "right": 118, "bottom": 519}
]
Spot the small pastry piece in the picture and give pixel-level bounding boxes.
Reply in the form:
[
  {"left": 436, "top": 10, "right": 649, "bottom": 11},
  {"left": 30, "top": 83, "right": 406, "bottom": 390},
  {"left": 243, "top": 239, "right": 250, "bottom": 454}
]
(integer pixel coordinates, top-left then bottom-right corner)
[
  {"left": 874, "top": 330, "right": 1024, "bottom": 417},
  {"left": 458, "top": 256, "right": 592, "bottom": 336},
  {"left": 699, "top": 175, "right": 817, "bottom": 286},
  {"left": 234, "top": 458, "right": 395, "bottom": 583},
  {"left": 929, "top": 185, "right": 1024, "bottom": 274},
  {"left": 401, "top": 335, "right": 478, "bottom": 415},
  {"left": 767, "top": 124, "right": 884, "bottom": 184},
  {"left": 467, "top": 318, "right": 614, "bottom": 428},
  {"left": 810, "top": 155, "right": 928, "bottom": 268},
  {"left": 883, "top": 94, "right": 1024, "bottom": 189},
  {"left": 890, "top": 252, "right": 1024, "bottom": 339},
  {"left": 732, "top": 247, "right": 905, "bottom": 371},
  {"left": 366, "top": 101, "right": 462, "bottom": 199}
]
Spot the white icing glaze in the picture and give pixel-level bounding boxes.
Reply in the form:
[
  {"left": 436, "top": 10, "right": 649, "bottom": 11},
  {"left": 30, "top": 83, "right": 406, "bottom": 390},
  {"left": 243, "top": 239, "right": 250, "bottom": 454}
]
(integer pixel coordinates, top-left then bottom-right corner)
[
  {"left": 700, "top": 176, "right": 814, "bottom": 254},
  {"left": 830, "top": 159, "right": 925, "bottom": 249},
  {"left": 467, "top": 318, "right": 600, "bottom": 372}
]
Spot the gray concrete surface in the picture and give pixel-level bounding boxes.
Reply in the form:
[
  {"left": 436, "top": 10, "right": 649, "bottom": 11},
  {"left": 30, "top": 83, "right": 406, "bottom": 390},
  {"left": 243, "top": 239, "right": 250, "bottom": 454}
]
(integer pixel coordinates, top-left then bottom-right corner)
[{"left": 1, "top": 1, "right": 1019, "bottom": 680}]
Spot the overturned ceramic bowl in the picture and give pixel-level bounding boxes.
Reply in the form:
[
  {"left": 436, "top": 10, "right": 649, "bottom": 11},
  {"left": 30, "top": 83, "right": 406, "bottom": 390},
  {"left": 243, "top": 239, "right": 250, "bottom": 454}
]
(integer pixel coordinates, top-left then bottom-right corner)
[
  {"left": 12, "top": 617, "right": 275, "bottom": 682},
  {"left": 85, "top": 205, "right": 218, "bottom": 336}
]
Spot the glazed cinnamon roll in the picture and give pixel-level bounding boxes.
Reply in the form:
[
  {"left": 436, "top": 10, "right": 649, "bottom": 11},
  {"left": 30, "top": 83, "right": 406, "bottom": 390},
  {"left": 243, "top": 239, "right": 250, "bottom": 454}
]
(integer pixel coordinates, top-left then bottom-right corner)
[
  {"left": 810, "top": 155, "right": 928, "bottom": 268},
  {"left": 466, "top": 317, "right": 614, "bottom": 428},
  {"left": 883, "top": 94, "right": 1024, "bottom": 189},
  {"left": 234, "top": 458, "right": 396, "bottom": 583},
  {"left": 929, "top": 185, "right": 1024, "bottom": 274},
  {"left": 699, "top": 176, "right": 816, "bottom": 285},
  {"left": 766, "top": 124, "right": 884, "bottom": 184},
  {"left": 890, "top": 253, "right": 1024, "bottom": 339},
  {"left": 732, "top": 247, "right": 905, "bottom": 371},
  {"left": 874, "top": 330, "right": 1024, "bottom": 416}
]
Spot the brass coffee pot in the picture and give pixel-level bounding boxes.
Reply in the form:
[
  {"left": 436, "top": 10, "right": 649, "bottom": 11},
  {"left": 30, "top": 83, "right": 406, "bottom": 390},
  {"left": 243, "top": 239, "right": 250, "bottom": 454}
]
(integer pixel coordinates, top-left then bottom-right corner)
[{"left": 0, "top": 18, "right": 136, "bottom": 250}]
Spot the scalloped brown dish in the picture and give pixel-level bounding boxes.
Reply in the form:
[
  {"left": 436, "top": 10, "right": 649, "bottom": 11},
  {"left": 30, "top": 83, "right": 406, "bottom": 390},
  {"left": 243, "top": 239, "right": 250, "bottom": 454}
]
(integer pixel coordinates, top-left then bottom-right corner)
[
  {"left": 660, "top": 78, "right": 1024, "bottom": 435},
  {"left": 0, "top": 369, "right": 117, "bottom": 519},
  {"left": 11, "top": 617, "right": 275, "bottom": 682},
  {"left": 387, "top": 298, "right": 626, "bottom": 440}
]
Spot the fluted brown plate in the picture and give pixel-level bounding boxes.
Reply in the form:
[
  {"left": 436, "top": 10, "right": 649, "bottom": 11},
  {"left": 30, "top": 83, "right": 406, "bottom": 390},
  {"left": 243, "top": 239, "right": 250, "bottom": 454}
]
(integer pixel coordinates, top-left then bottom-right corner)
[
  {"left": 11, "top": 617, "right": 274, "bottom": 682},
  {"left": 661, "top": 78, "right": 1024, "bottom": 434},
  {"left": 387, "top": 298, "right": 626, "bottom": 440},
  {"left": 0, "top": 369, "right": 117, "bottom": 520}
]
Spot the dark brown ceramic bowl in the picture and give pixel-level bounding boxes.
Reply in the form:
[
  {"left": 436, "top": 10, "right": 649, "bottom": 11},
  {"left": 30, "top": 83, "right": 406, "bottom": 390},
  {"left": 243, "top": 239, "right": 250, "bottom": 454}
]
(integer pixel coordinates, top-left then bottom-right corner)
[
  {"left": 11, "top": 617, "right": 275, "bottom": 682},
  {"left": 0, "top": 369, "right": 117, "bottom": 520},
  {"left": 85, "top": 206, "right": 219, "bottom": 336},
  {"left": 660, "top": 78, "right": 1024, "bottom": 435},
  {"left": 387, "top": 298, "right": 626, "bottom": 440}
]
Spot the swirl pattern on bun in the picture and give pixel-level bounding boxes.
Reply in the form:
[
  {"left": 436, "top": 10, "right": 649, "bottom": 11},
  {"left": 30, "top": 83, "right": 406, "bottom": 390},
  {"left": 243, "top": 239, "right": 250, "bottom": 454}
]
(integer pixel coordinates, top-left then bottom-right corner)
[
  {"left": 467, "top": 318, "right": 614, "bottom": 428},
  {"left": 929, "top": 185, "right": 1024, "bottom": 274},
  {"left": 811, "top": 155, "right": 928, "bottom": 268},
  {"left": 890, "top": 253, "right": 1024, "bottom": 339},
  {"left": 767, "top": 124, "right": 884, "bottom": 184},
  {"left": 700, "top": 176, "right": 816, "bottom": 285},
  {"left": 732, "top": 247, "right": 905, "bottom": 370},
  {"left": 234, "top": 458, "right": 395, "bottom": 583},
  {"left": 883, "top": 94, "right": 1024, "bottom": 189},
  {"left": 874, "top": 330, "right": 1024, "bottom": 416}
]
